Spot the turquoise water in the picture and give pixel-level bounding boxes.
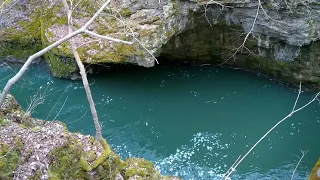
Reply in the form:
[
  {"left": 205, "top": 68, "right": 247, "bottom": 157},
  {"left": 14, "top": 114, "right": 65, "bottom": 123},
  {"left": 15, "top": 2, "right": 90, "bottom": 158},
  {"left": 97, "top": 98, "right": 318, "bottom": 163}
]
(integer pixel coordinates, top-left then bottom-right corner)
[{"left": 1, "top": 62, "right": 319, "bottom": 179}]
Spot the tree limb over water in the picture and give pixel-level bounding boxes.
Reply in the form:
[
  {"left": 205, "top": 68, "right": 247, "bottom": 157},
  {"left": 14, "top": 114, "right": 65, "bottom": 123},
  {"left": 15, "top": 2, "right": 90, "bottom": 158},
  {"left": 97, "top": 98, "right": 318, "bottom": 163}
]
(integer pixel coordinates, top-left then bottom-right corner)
[{"left": 222, "top": 82, "right": 320, "bottom": 179}]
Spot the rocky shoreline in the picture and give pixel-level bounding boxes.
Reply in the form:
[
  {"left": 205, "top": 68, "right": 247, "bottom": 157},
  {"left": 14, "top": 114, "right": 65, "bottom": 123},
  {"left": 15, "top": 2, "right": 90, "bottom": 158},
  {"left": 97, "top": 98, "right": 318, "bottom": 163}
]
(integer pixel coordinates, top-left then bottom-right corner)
[{"left": 0, "top": 94, "right": 180, "bottom": 180}]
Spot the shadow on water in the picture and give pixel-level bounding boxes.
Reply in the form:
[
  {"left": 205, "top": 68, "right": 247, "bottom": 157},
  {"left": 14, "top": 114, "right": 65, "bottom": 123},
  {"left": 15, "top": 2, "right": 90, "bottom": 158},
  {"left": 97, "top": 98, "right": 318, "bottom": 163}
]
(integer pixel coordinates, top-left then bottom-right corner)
[{"left": 0, "top": 62, "right": 319, "bottom": 179}]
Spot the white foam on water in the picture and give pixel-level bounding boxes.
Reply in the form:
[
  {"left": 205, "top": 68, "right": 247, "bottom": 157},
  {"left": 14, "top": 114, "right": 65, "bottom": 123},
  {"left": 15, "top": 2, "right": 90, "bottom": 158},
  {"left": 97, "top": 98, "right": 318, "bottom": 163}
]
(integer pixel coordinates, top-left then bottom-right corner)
[{"left": 154, "top": 132, "right": 229, "bottom": 179}]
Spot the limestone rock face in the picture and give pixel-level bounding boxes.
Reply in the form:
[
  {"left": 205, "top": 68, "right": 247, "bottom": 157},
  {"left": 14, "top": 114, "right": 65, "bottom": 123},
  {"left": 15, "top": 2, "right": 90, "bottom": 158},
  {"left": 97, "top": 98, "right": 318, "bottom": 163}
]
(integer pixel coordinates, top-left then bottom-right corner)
[{"left": 1, "top": 0, "right": 320, "bottom": 86}]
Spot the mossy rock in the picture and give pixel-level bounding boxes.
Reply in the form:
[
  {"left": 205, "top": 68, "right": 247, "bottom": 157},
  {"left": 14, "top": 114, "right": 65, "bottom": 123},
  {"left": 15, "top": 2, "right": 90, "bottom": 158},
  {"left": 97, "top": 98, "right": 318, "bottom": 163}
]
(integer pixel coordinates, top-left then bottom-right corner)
[
  {"left": 0, "top": 94, "right": 21, "bottom": 112},
  {"left": 0, "top": 137, "right": 24, "bottom": 180},
  {"left": 0, "top": 117, "right": 9, "bottom": 127},
  {"left": 47, "top": 139, "right": 90, "bottom": 180},
  {"left": 0, "top": 142, "right": 9, "bottom": 156},
  {"left": 120, "top": 8, "right": 132, "bottom": 17},
  {"left": 310, "top": 158, "right": 320, "bottom": 180},
  {"left": 0, "top": 2, "right": 42, "bottom": 60},
  {"left": 44, "top": 52, "right": 78, "bottom": 79},
  {"left": 93, "top": 151, "right": 125, "bottom": 180},
  {"left": 124, "top": 158, "right": 161, "bottom": 180}
]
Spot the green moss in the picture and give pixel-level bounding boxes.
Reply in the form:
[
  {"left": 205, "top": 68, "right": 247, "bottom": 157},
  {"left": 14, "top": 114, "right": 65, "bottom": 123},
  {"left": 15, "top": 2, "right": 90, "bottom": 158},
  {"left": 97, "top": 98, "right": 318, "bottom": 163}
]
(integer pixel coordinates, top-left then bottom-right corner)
[
  {"left": 89, "top": 136, "right": 95, "bottom": 143},
  {"left": 91, "top": 147, "right": 111, "bottom": 169},
  {"left": 16, "top": 123, "right": 28, "bottom": 129},
  {"left": 45, "top": 52, "right": 77, "bottom": 78},
  {"left": 0, "top": 4, "right": 42, "bottom": 60},
  {"left": 310, "top": 158, "right": 320, "bottom": 180},
  {"left": 124, "top": 158, "right": 161, "bottom": 179},
  {"left": 47, "top": 139, "right": 89, "bottom": 180},
  {"left": 0, "top": 142, "right": 9, "bottom": 156},
  {"left": 47, "top": 136, "right": 122, "bottom": 180},
  {"left": 153, "top": 16, "right": 160, "bottom": 22},
  {"left": 0, "top": 118, "right": 9, "bottom": 127},
  {"left": 38, "top": 2, "right": 78, "bottom": 78},
  {"left": 0, "top": 137, "right": 24, "bottom": 180},
  {"left": 93, "top": 151, "right": 125, "bottom": 179},
  {"left": 80, "top": 156, "right": 92, "bottom": 172},
  {"left": 120, "top": 8, "right": 132, "bottom": 17},
  {"left": 76, "top": 0, "right": 98, "bottom": 16},
  {"left": 172, "top": 0, "right": 180, "bottom": 15},
  {"left": 58, "top": 121, "right": 69, "bottom": 133},
  {"left": 33, "top": 126, "right": 40, "bottom": 131},
  {"left": 86, "top": 150, "right": 97, "bottom": 162}
]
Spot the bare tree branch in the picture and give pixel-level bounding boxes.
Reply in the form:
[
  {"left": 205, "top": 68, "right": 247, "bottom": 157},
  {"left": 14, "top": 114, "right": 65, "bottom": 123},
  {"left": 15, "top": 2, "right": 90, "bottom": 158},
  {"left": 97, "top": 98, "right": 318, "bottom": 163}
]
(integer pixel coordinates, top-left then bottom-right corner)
[
  {"left": 62, "top": 0, "right": 104, "bottom": 140},
  {"left": 0, "top": 0, "right": 9, "bottom": 11},
  {"left": 0, "top": 0, "right": 111, "bottom": 106},
  {"left": 46, "top": 84, "right": 71, "bottom": 120},
  {"left": 52, "top": 96, "right": 68, "bottom": 121},
  {"left": 222, "top": 83, "right": 320, "bottom": 179},
  {"left": 0, "top": 145, "right": 15, "bottom": 159},
  {"left": 203, "top": 0, "right": 233, "bottom": 27},
  {"left": 220, "top": 4, "right": 260, "bottom": 65},
  {"left": 83, "top": 30, "right": 133, "bottom": 44},
  {"left": 108, "top": 8, "right": 159, "bottom": 64},
  {"left": 25, "top": 85, "right": 50, "bottom": 117},
  {"left": 291, "top": 149, "right": 308, "bottom": 180}
]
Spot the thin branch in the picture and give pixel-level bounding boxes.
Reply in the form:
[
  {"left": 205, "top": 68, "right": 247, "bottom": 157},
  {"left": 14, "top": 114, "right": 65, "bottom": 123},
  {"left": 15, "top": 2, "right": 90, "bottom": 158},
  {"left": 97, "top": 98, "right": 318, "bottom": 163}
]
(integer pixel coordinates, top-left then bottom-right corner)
[
  {"left": 66, "top": 110, "right": 87, "bottom": 124},
  {"left": 46, "top": 84, "right": 71, "bottom": 120},
  {"left": 0, "top": 0, "right": 9, "bottom": 11},
  {"left": 76, "top": 40, "right": 100, "bottom": 49},
  {"left": 81, "top": 0, "right": 111, "bottom": 30},
  {"left": 0, "top": 74, "right": 11, "bottom": 83},
  {"left": 292, "top": 82, "right": 302, "bottom": 113},
  {"left": 203, "top": 0, "right": 233, "bottom": 27},
  {"left": 0, "top": 146, "right": 15, "bottom": 159},
  {"left": 52, "top": 96, "right": 68, "bottom": 121},
  {"left": 0, "top": 0, "right": 113, "bottom": 106},
  {"left": 72, "top": 0, "right": 84, "bottom": 12},
  {"left": 62, "top": 0, "right": 103, "bottom": 140},
  {"left": 222, "top": 83, "right": 320, "bottom": 179},
  {"left": 108, "top": 9, "right": 159, "bottom": 64},
  {"left": 25, "top": 85, "right": 50, "bottom": 116},
  {"left": 83, "top": 30, "right": 133, "bottom": 45},
  {"left": 291, "top": 149, "right": 308, "bottom": 180},
  {"left": 257, "top": 0, "right": 285, "bottom": 24},
  {"left": 220, "top": 4, "right": 260, "bottom": 65},
  {"left": 220, "top": 155, "right": 241, "bottom": 180}
]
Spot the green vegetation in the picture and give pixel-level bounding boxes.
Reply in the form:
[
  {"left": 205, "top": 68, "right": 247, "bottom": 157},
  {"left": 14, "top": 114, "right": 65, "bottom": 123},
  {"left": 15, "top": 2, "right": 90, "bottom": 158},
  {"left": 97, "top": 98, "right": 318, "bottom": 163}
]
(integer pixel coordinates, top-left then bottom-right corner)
[
  {"left": 310, "top": 158, "right": 320, "bottom": 180},
  {"left": 0, "top": 137, "right": 24, "bottom": 180},
  {"left": 120, "top": 8, "right": 132, "bottom": 17},
  {"left": 47, "top": 137, "right": 90, "bottom": 179},
  {"left": 0, "top": 117, "right": 9, "bottom": 126},
  {"left": 93, "top": 151, "right": 125, "bottom": 179},
  {"left": 124, "top": 158, "right": 161, "bottom": 180}
]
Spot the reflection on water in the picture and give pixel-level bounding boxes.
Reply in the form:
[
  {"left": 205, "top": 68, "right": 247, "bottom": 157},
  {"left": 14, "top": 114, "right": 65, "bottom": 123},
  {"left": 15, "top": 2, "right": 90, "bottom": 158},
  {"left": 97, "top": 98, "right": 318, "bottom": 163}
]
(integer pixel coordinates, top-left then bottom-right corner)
[{"left": 0, "top": 63, "right": 319, "bottom": 179}]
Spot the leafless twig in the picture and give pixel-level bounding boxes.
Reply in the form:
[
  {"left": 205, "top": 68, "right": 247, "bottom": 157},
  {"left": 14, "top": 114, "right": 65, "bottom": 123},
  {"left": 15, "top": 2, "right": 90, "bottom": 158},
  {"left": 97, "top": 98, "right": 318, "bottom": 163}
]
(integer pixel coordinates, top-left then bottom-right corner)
[
  {"left": 108, "top": 8, "right": 159, "bottom": 64},
  {"left": 203, "top": 0, "right": 233, "bottom": 27},
  {"left": 291, "top": 149, "right": 308, "bottom": 180},
  {"left": 52, "top": 96, "right": 68, "bottom": 121},
  {"left": 25, "top": 85, "right": 50, "bottom": 116},
  {"left": 0, "top": 145, "right": 15, "bottom": 159},
  {"left": 46, "top": 84, "right": 71, "bottom": 120},
  {"left": 0, "top": 0, "right": 132, "bottom": 106},
  {"left": 220, "top": 4, "right": 260, "bottom": 65},
  {"left": 222, "top": 82, "right": 320, "bottom": 179}
]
